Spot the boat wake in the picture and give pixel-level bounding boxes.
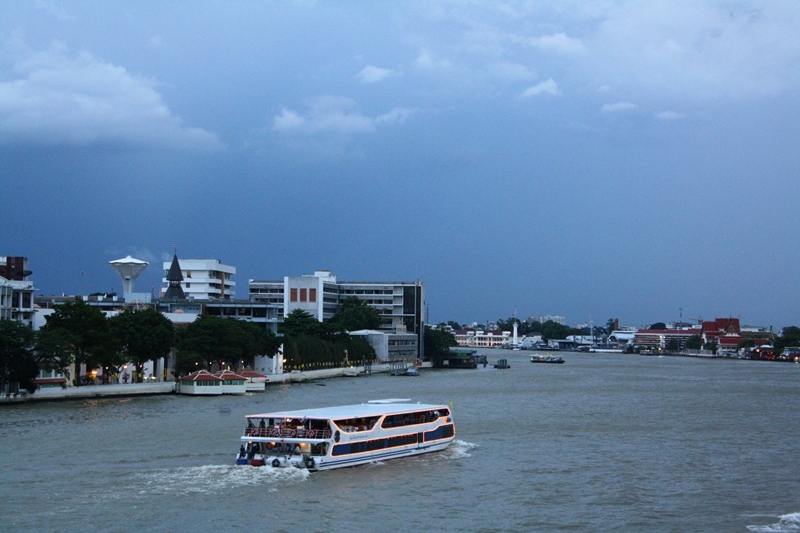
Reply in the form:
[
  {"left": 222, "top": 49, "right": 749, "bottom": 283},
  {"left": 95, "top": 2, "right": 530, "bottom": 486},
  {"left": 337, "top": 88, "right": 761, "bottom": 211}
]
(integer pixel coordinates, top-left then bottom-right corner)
[
  {"left": 447, "top": 439, "right": 478, "bottom": 459},
  {"left": 129, "top": 464, "right": 309, "bottom": 496},
  {"left": 747, "top": 512, "right": 800, "bottom": 532}
]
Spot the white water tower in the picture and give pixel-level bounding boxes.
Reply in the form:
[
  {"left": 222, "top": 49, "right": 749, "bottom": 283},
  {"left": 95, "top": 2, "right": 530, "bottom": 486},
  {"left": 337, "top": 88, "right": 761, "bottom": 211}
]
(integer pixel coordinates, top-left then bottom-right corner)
[{"left": 109, "top": 256, "right": 149, "bottom": 302}]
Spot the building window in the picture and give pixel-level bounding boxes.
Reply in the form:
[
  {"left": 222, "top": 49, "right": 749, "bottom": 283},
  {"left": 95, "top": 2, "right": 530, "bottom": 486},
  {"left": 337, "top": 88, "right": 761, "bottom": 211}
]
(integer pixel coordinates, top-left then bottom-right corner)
[
  {"left": 290, "top": 288, "right": 298, "bottom": 302},
  {"left": 309, "top": 288, "right": 317, "bottom": 302},
  {"left": 300, "top": 288, "right": 307, "bottom": 302}
]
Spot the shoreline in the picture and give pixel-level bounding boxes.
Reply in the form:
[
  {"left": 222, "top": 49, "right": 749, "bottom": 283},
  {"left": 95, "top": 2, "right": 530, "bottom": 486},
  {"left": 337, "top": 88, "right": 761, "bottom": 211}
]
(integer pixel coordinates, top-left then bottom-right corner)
[{"left": 0, "top": 362, "right": 422, "bottom": 405}]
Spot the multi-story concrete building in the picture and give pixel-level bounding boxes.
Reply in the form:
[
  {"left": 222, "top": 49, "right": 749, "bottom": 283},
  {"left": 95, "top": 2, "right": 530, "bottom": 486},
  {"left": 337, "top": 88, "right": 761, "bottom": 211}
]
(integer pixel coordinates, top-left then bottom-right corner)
[
  {"left": 0, "top": 257, "right": 37, "bottom": 328},
  {"left": 537, "top": 315, "right": 566, "bottom": 325},
  {"left": 633, "top": 328, "right": 697, "bottom": 351},
  {"left": 249, "top": 270, "right": 425, "bottom": 336},
  {"left": 453, "top": 329, "right": 511, "bottom": 348},
  {"left": 161, "top": 258, "right": 236, "bottom": 300},
  {"left": 349, "top": 329, "right": 419, "bottom": 363}
]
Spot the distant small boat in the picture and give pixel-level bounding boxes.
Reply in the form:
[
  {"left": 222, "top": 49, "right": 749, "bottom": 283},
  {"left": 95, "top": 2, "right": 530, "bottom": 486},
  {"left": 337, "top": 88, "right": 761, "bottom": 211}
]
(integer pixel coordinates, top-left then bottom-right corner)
[
  {"left": 531, "top": 355, "right": 565, "bottom": 364},
  {"left": 494, "top": 359, "right": 511, "bottom": 369},
  {"left": 391, "top": 367, "right": 420, "bottom": 377}
]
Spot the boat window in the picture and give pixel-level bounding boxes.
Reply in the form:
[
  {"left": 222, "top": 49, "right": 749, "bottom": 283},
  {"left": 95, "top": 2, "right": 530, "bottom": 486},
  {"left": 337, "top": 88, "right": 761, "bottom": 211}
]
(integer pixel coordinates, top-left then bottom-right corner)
[
  {"left": 332, "top": 433, "right": 419, "bottom": 456},
  {"left": 380, "top": 409, "right": 448, "bottom": 429},
  {"left": 332, "top": 416, "right": 379, "bottom": 432}
]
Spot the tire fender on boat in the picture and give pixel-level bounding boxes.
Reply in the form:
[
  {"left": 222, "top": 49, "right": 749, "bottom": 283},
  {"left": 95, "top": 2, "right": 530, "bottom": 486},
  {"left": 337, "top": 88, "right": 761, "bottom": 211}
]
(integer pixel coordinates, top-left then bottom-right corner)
[
  {"left": 304, "top": 456, "right": 315, "bottom": 469},
  {"left": 271, "top": 458, "right": 281, "bottom": 468}
]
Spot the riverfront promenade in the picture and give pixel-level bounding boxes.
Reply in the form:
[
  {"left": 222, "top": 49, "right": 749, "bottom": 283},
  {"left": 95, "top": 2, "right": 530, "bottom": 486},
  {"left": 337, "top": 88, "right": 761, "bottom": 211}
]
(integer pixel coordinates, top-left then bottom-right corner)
[{"left": 1, "top": 362, "right": 421, "bottom": 404}]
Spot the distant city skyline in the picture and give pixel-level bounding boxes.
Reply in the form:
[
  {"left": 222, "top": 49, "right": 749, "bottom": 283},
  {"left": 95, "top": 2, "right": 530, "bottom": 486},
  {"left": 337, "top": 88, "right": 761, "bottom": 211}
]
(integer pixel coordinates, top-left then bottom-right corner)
[{"left": 3, "top": 2, "right": 799, "bottom": 330}]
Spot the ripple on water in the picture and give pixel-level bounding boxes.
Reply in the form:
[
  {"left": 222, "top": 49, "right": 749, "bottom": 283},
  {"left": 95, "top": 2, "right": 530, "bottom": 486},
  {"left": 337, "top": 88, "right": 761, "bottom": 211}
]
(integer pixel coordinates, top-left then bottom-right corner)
[
  {"left": 125, "top": 464, "right": 309, "bottom": 497},
  {"left": 747, "top": 512, "right": 800, "bottom": 533}
]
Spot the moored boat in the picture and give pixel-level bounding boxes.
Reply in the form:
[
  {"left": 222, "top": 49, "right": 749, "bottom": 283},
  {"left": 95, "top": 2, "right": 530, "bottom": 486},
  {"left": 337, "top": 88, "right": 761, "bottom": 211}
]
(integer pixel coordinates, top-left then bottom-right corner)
[
  {"left": 530, "top": 354, "right": 565, "bottom": 364},
  {"left": 235, "top": 398, "right": 455, "bottom": 471},
  {"left": 391, "top": 366, "right": 420, "bottom": 376}
]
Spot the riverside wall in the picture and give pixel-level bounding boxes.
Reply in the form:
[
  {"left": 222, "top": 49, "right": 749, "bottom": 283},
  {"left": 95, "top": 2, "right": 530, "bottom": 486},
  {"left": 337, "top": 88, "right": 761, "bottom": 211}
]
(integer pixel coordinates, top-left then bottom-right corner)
[{"left": 1, "top": 362, "right": 428, "bottom": 404}]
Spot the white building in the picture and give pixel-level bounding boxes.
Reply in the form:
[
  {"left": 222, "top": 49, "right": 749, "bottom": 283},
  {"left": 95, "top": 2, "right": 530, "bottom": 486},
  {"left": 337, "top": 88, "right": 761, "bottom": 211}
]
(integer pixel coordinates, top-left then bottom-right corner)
[
  {"left": 349, "top": 329, "right": 419, "bottom": 363},
  {"left": 161, "top": 258, "right": 235, "bottom": 300},
  {"left": 538, "top": 315, "right": 566, "bottom": 325},
  {"left": 453, "top": 329, "right": 511, "bottom": 348},
  {"left": 0, "top": 277, "right": 36, "bottom": 328},
  {"left": 249, "top": 270, "right": 424, "bottom": 335}
]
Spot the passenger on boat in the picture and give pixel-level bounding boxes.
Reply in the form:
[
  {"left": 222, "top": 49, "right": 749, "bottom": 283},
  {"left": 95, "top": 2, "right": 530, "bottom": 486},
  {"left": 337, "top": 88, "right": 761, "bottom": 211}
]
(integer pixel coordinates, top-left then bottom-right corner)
[
  {"left": 294, "top": 444, "right": 301, "bottom": 455},
  {"left": 259, "top": 419, "right": 266, "bottom": 428},
  {"left": 239, "top": 445, "right": 246, "bottom": 458}
]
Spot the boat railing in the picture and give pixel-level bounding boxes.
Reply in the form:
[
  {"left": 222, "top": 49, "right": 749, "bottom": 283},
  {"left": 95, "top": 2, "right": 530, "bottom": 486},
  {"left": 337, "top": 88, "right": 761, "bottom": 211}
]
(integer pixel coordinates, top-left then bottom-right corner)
[{"left": 244, "top": 427, "right": 331, "bottom": 439}]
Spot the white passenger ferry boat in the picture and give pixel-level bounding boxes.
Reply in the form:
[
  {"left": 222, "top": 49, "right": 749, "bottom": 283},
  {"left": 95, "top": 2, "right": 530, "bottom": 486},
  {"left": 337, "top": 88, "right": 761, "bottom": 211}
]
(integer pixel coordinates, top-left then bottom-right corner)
[{"left": 235, "top": 398, "right": 455, "bottom": 471}]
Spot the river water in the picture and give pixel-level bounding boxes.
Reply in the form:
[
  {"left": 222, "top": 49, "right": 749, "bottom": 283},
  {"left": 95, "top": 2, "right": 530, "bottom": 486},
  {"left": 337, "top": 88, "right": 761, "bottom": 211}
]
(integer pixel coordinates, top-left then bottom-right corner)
[{"left": 1, "top": 350, "right": 799, "bottom": 532}]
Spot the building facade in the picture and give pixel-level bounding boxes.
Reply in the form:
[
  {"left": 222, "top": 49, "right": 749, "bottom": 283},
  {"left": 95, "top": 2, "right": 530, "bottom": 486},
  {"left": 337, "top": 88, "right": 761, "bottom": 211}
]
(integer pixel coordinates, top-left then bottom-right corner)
[
  {"left": 633, "top": 328, "right": 699, "bottom": 351},
  {"left": 349, "top": 329, "right": 419, "bottom": 363},
  {"left": 161, "top": 258, "right": 236, "bottom": 300},
  {"left": 249, "top": 270, "right": 425, "bottom": 336},
  {"left": 453, "top": 329, "right": 511, "bottom": 348},
  {"left": 0, "top": 258, "right": 37, "bottom": 328}
]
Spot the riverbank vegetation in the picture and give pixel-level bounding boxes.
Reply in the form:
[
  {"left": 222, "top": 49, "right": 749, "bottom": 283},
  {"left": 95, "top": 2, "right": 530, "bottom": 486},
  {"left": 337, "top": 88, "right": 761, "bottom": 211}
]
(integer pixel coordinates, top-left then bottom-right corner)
[{"left": 278, "top": 297, "right": 379, "bottom": 370}]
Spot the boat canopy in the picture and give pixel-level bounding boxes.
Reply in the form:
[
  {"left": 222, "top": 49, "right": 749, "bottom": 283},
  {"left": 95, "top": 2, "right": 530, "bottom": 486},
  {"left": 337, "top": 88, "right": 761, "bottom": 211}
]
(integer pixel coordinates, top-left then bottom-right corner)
[{"left": 246, "top": 401, "right": 445, "bottom": 421}]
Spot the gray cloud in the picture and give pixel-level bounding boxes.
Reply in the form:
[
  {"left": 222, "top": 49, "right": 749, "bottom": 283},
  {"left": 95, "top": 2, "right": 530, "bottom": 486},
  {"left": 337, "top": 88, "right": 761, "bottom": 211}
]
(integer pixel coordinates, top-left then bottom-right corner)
[
  {"left": 0, "top": 43, "right": 223, "bottom": 150},
  {"left": 520, "top": 78, "right": 561, "bottom": 98},
  {"left": 655, "top": 110, "right": 685, "bottom": 120},
  {"left": 601, "top": 101, "right": 637, "bottom": 113},
  {"left": 357, "top": 65, "right": 399, "bottom": 83},
  {"left": 273, "top": 96, "right": 409, "bottom": 135}
]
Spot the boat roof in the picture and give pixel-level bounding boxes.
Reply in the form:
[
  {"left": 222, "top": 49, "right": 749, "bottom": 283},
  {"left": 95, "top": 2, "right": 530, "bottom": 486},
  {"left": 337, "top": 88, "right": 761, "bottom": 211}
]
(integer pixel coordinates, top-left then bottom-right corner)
[{"left": 246, "top": 399, "right": 448, "bottom": 421}]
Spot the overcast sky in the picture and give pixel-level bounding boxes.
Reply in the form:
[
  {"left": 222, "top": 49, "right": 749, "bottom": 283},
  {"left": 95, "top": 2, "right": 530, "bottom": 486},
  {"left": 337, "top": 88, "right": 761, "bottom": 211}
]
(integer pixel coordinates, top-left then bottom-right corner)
[{"left": 2, "top": 1, "right": 799, "bottom": 329}]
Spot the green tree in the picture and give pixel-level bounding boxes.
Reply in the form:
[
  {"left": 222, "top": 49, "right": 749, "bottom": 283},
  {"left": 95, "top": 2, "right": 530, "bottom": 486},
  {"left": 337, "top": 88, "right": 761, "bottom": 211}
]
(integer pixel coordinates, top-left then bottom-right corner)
[
  {"left": 0, "top": 319, "right": 39, "bottom": 393},
  {"left": 178, "top": 315, "right": 244, "bottom": 370},
  {"left": 774, "top": 326, "right": 800, "bottom": 354},
  {"left": 666, "top": 338, "right": 680, "bottom": 353},
  {"left": 424, "top": 325, "right": 458, "bottom": 366},
  {"left": 35, "top": 326, "right": 75, "bottom": 376},
  {"left": 540, "top": 320, "right": 570, "bottom": 341},
  {"left": 235, "top": 320, "right": 281, "bottom": 368},
  {"left": 176, "top": 316, "right": 280, "bottom": 373},
  {"left": 330, "top": 297, "right": 383, "bottom": 331},
  {"left": 525, "top": 320, "right": 542, "bottom": 335},
  {"left": 173, "top": 349, "right": 207, "bottom": 377},
  {"left": 686, "top": 335, "right": 702, "bottom": 350},
  {"left": 40, "top": 299, "right": 120, "bottom": 384},
  {"left": 109, "top": 307, "right": 175, "bottom": 381},
  {"left": 649, "top": 322, "right": 667, "bottom": 330},
  {"left": 340, "top": 335, "right": 376, "bottom": 364},
  {"left": 447, "top": 321, "right": 462, "bottom": 330},
  {"left": 279, "top": 309, "right": 323, "bottom": 338}
]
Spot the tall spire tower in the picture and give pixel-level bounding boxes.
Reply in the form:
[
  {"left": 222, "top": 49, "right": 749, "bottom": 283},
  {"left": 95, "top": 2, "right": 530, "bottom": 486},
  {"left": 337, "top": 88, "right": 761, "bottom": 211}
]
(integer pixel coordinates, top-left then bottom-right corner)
[{"left": 163, "top": 252, "right": 185, "bottom": 300}]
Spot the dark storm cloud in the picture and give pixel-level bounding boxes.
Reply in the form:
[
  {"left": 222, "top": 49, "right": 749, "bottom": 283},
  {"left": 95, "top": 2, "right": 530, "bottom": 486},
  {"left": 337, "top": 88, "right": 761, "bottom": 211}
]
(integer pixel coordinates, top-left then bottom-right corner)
[{"left": 2, "top": 0, "right": 800, "bottom": 329}]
